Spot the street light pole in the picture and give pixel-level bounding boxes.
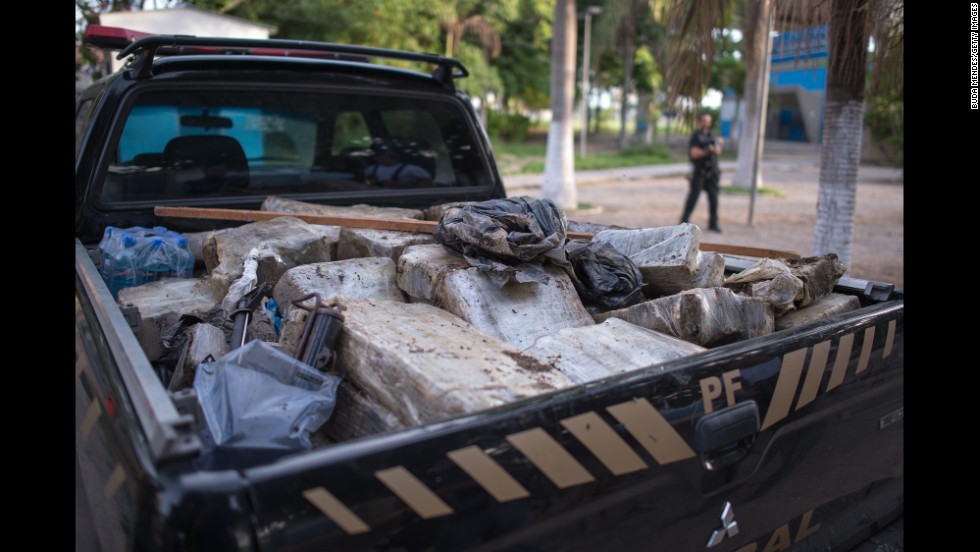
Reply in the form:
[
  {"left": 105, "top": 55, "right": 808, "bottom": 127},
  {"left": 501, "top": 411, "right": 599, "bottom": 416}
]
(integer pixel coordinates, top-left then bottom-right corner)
[
  {"left": 579, "top": 6, "right": 601, "bottom": 158},
  {"left": 748, "top": 2, "right": 775, "bottom": 226}
]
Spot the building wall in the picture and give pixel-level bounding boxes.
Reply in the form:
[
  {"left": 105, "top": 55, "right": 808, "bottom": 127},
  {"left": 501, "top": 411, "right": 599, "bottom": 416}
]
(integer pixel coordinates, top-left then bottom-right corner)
[{"left": 99, "top": 7, "right": 273, "bottom": 72}]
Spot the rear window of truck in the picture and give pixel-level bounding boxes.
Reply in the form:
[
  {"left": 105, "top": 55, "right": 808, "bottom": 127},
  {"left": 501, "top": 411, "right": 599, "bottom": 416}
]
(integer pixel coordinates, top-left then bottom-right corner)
[{"left": 100, "top": 88, "right": 493, "bottom": 204}]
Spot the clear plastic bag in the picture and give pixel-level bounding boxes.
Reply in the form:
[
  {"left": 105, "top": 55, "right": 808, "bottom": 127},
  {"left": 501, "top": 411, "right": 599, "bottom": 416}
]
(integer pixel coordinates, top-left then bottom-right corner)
[{"left": 193, "top": 340, "right": 342, "bottom": 452}]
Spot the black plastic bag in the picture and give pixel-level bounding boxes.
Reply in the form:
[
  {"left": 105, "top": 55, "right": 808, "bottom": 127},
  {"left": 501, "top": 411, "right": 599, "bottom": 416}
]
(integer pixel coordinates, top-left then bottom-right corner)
[
  {"left": 563, "top": 240, "right": 646, "bottom": 311},
  {"left": 433, "top": 196, "right": 568, "bottom": 285}
]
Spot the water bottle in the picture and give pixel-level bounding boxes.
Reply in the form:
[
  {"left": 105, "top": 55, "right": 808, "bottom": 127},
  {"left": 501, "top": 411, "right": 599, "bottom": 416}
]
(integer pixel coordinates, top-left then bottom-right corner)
[
  {"left": 130, "top": 226, "right": 155, "bottom": 254},
  {"left": 97, "top": 226, "right": 117, "bottom": 280},
  {"left": 138, "top": 237, "right": 173, "bottom": 284},
  {"left": 167, "top": 234, "right": 195, "bottom": 279},
  {"left": 108, "top": 233, "right": 141, "bottom": 299}
]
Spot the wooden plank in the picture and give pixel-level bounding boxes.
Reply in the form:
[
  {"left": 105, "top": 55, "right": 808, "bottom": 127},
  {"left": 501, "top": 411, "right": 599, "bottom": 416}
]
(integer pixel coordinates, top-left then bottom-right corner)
[
  {"left": 155, "top": 206, "right": 800, "bottom": 258},
  {"left": 699, "top": 242, "right": 800, "bottom": 259},
  {"left": 156, "top": 206, "right": 441, "bottom": 234}
]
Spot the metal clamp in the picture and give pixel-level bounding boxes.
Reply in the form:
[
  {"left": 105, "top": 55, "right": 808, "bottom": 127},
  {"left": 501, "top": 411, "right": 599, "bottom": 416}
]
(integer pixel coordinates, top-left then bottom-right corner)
[
  {"left": 291, "top": 294, "right": 346, "bottom": 374},
  {"left": 228, "top": 282, "right": 273, "bottom": 350}
]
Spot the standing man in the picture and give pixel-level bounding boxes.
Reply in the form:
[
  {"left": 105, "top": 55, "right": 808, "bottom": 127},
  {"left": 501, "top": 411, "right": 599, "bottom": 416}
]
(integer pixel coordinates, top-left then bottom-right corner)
[{"left": 680, "top": 112, "right": 723, "bottom": 232}]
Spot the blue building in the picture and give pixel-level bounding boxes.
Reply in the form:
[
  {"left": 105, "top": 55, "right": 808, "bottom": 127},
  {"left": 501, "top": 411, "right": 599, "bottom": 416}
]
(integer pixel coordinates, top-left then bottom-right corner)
[
  {"left": 718, "top": 25, "right": 827, "bottom": 146},
  {"left": 767, "top": 25, "right": 828, "bottom": 143}
]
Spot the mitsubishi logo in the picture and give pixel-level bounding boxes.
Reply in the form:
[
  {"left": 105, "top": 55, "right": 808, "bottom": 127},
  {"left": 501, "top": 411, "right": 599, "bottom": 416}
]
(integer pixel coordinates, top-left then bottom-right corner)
[{"left": 706, "top": 501, "right": 739, "bottom": 548}]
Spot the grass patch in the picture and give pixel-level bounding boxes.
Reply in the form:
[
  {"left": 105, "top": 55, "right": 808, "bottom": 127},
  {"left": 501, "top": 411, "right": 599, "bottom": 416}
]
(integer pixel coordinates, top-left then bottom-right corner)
[
  {"left": 493, "top": 140, "right": 680, "bottom": 175},
  {"left": 720, "top": 184, "right": 784, "bottom": 198},
  {"left": 493, "top": 141, "right": 547, "bottom": 157}
]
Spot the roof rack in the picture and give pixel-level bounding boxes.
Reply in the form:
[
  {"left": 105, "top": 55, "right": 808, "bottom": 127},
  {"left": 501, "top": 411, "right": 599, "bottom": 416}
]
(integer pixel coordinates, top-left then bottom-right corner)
[{"left": 83, "top": 25, "right": 468, "bottom": 86}]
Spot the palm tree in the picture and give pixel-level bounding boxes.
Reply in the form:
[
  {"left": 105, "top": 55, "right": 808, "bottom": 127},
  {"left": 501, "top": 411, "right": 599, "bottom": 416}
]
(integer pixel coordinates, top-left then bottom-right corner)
[
  {"left": 811, "top": 0, "right": 902, "bottom": 267},
  {"left": 438, "top": 2, "right": 504, "bottom": 125},
  {"left": 665, "top": 0, "right": 903, "bottom": 269},
  {"left": 604, "top": 0, "right": 645, "bottom": 149},
  {"left": 541, "top": 0, "right": 578, "bottom": 210},
  {"left": 732, "top": 0, "right": 773, "bottom": 190}
]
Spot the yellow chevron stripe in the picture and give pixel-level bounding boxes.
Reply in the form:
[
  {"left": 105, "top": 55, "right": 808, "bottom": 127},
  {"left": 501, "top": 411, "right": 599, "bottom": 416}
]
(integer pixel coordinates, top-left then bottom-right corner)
[
  {"left": 375, "top": 466, "right": 453, "bottom": 519},
  {"left": 883, "top": 320, "right": 896, "bottom": 359},
  {"left": 760, "top": 348, "right": 806, "bottom": 430},
  {"left": 447, "top": 446, "right": 530, "bottom": 503},
  {"left": 303, "top": 487, "right": 370, "bottom": 535},
  {"left": 80, "top": 400, "right": 101, "bottom": 442},
  {"left": 606, "top": 398, "right": 695, "bottom": 465},
  {"left": 856, "top": 327, "right": 876, "bottom": 374},
  {"left": 75, "top": 330, "right": 94, "bottom": 382},
  {"left": 796, "top": 341, "right": 830, "bottom": 411},
  {"left": 75, "top": 331, "right": 88, "bottom": 379},
  {"left": 560, "top": 412, "right": 649, "bottom": 476},
  {"left": 825, "top": 333, "right": 855, "bottom": 392},
  {"left": 103, "top": 464, "right": 126, "bottom": 500},
  {"left": 506, "top": 428, "right": 595, "bottom": 489}
]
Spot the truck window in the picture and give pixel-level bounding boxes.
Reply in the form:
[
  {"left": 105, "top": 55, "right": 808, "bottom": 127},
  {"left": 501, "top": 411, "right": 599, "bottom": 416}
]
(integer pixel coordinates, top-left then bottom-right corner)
[
  {"left": 99, "top": 89, "right": 493, "bottom": 204},
  {"left": 332, "top": 112, "right": 371, "bottom": 153}
]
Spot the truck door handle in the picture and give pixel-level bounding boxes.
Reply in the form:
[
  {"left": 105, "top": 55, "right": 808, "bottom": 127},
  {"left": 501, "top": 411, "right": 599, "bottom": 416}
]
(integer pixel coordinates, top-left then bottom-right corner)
[{"left": 694, "top": 401, "right": 760, "bottom": 471}]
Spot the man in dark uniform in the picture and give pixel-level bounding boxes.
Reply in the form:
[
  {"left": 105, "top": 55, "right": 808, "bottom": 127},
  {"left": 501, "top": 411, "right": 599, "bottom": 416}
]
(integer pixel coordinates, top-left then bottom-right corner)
[{"left": 680, "top": 112, "right": 723, "bottom": 232}]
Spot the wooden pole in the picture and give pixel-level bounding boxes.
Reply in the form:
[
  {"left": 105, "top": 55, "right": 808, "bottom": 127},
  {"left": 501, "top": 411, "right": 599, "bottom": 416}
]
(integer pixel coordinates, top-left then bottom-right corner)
[{"left": 154, "top": 205, "right": 800, "bottom": 259}]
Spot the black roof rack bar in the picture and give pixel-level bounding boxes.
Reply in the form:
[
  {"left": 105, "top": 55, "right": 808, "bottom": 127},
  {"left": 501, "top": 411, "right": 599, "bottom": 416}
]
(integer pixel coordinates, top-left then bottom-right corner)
[{"left": 116, "top": 34, "right": 469, "bottom": 84}]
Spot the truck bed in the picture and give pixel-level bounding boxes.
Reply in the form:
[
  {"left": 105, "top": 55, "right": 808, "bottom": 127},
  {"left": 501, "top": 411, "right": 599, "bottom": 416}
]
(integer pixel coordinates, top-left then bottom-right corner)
[{"left": 75, "top": 236, "right": 903, "bottom": 551}]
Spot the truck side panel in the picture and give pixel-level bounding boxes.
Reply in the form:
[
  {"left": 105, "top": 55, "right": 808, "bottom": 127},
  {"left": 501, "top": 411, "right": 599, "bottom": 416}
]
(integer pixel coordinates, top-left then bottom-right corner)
[
  {"left": 76, "top": 282, "right": 146, "bottom": 551},
  {"left": 236, "top": 303, "right": 902, "bottom": 551}
]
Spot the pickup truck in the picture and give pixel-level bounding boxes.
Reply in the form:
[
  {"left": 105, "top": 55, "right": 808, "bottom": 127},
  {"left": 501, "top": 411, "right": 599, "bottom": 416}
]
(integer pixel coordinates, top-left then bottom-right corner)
[{"left": 75, "top": 27, "right": 904, "bottom": 551}]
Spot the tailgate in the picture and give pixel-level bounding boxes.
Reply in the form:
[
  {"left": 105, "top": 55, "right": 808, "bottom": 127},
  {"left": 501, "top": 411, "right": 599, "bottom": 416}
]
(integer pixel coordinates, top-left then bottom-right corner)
[{"left": 239, "top": 300, "right": 903, "bottom": 551}]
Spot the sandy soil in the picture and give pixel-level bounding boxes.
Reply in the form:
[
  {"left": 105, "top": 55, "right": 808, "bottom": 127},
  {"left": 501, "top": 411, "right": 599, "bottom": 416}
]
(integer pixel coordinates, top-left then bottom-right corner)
[{"left": 508, "top": 139, "right": 904, "bottom": 290}]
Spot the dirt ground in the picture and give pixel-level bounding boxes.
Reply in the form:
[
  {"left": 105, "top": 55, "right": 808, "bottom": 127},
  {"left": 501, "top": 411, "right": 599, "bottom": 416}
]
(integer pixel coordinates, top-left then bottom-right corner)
[{"left": 508, "top": 136, "right": 904, "bottom": 289}]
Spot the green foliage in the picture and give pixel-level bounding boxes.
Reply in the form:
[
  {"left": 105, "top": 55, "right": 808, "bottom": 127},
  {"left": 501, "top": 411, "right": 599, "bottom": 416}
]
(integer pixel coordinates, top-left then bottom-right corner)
[
  {"left": 487, "top": 111, "right": 532, "bottom": 143},
  {"left": 616, "top": 142, "right": 676, "bottom": 160},
  {"left": 863, "top": 93, "right": 903, "bottom": 168},
  {"left": 704, "top": 25, "right": 745, "bottom": 100},
  {"left": 455, "top": 41, "right": 505, "bottom": 103},
  {"left": 720, "top": 184, "right": 784, "bottom": 198},
  {"left": 633, "top": 46, "right": 662, "bottom": 94},
  {"left": 79, "top": 0, "right": 556, "bottom": 114},
  {"left": 493, "top": 140, "right": 546, "bottom": 157},
  {"left": 496, "top": 0, "right": 553, "bottom": 110},
  {"left": 222, "top": 0, "right": 444, "bottom": 53}
]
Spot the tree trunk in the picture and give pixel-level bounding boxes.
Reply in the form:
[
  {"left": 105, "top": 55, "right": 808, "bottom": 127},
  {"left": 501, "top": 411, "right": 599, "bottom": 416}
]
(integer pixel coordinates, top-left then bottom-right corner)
[
  {"left": 618, "top": 17, "right": 636, "bottom": 149},
  {"left": 733, "top": 0, "right": 772, "bottom": 189},
  {"left": 812, "top": 0, "right": 871, "bottom": 269},
  {"left": 637, "top": 91, "right": 654, "bottom": 145},
  {"left": 542, "top": 0, "right": 578, "bottom": 210}
]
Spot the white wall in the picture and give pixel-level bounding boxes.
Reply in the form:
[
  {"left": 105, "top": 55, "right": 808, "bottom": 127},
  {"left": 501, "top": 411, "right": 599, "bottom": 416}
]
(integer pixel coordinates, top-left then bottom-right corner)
[{"left": 99, "top": 7, "right": 274, "bottom": 72}]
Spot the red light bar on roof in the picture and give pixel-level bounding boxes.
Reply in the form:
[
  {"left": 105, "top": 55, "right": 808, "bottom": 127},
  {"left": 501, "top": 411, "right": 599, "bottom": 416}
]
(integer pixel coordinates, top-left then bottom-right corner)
[{"left": 83, "top": 25, "right": 156, "bottom": 51}]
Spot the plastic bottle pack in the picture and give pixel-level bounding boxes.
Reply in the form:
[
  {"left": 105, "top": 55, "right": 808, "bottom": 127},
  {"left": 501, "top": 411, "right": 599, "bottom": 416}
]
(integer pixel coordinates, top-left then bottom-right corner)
[
  {"left": 108, "top": 232, "right": 142, "bottom": 299},
  {"left": 99, "top": 225, "right": 196, "bottom": 296}
]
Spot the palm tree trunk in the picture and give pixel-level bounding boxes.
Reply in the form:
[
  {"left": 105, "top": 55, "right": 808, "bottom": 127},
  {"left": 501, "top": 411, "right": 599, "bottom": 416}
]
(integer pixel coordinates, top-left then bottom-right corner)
[
  {"left": 542, "top": 0, "right": 578, "bottom": 210},
  {"left": 733, "top": 0, "right": 773, "bottom": 189},
  {"left": 638, "top": 91, "right": 654, "bottom": 145},
  {"left": 618, "top": 18, "right": 636, "bottom": 149},
  {"left": 812, "top": 0, "right": 871, "bottom": 269}
]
